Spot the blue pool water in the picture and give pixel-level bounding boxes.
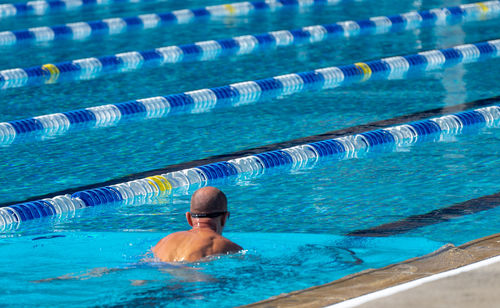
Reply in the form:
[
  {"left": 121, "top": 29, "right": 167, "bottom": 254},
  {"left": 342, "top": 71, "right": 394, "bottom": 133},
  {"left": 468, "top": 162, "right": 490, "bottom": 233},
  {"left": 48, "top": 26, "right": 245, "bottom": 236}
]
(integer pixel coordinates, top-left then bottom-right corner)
[
  {"left": 1, "top": 0, "right": 500, "bottom": 306},
  {"left": 0, "top": 232, "right": 445, "bottom": 307},
  {"left": 2, "top": 124, "right": 500, "bottom": 306}
]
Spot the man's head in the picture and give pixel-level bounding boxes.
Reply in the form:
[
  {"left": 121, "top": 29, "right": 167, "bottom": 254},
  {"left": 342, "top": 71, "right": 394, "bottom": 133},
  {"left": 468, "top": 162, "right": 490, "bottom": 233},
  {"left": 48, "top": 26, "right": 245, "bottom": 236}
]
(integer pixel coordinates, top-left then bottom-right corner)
[{"left": 186, "top": 187, "right": 229, "bottom": 234}]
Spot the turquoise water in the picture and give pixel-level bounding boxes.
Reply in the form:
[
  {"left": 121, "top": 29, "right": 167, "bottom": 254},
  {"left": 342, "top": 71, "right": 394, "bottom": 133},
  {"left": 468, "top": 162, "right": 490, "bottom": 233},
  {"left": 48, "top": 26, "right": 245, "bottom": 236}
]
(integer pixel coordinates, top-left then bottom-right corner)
[
  {"left": 1, "top": 0, "right": 500, "bottom": 306},
  {"left": 1, "top": 26, "right": 500, "bottom": 203},
  {"left": 0, "top": 232, "right": 444, "bottom": 307},
  {"left": 1, "top": 124, "right": 499, "bottom": 306}
]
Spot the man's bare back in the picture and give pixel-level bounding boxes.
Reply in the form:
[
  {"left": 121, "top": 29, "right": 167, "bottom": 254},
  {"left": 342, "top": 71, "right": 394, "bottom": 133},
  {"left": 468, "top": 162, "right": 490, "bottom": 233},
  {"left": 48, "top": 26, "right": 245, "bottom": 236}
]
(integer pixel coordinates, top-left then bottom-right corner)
[
  {"left": 153, "top": 229, "right": 242, "bottom": 262},
  {"left": 152, "top": 187, "right": 243, "bottom": 263}
]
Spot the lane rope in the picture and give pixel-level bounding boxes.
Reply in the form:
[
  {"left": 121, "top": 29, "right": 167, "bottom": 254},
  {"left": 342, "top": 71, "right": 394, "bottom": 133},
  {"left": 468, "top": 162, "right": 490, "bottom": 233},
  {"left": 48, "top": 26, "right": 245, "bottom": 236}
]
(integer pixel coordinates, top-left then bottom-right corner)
[
  {"left": 0, "top": 0, "right": 349, "bottom": 45},
  {"left": 0, "top": 103, "right": 499, "bottom": 228},
  {"left": 1, "top": 38, "right": 499, "bottom": 146},
  {"left": 0, "top": 0, "right": 169, "bottom": 19},
  {"left": 2, "top": 1, "right": 499, "bottom": 90}
]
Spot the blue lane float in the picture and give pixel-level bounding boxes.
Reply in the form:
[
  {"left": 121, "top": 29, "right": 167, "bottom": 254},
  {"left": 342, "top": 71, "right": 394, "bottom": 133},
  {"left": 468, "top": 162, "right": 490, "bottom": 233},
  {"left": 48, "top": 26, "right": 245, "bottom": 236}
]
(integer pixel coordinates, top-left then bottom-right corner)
[
  {"left": 0, "top": 0, "right": 169, "bottom": 19},
  {"left": 1, "top": 1, "right": 499, "bottom": 89},
  {"left": 1, "top": 104, "right": 499, "bottom": 228},
  {"left": 1, "top": 38, "right": 499, "bottom": 145},
  {"left": 0, "top": 0, "right": 348, "bottom": 45}
]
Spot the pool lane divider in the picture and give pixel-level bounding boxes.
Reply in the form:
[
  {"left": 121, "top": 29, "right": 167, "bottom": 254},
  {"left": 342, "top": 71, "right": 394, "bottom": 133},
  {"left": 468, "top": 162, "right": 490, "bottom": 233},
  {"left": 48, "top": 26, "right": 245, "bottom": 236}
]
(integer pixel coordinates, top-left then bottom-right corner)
[
  {"left": 1, "top": 39, "right": 500, "bottom": 146},
  {"left": 0, "top": 0, "right": 347, "bottom": 46},
  {"left": 2, "top": 1, "right": 499, "bottom": 89},
  {"left": 0, "top": 0, "right": 169, "bottom": 19},
  {"left": 347, "top": 191, "right": 500, "bottom": 237},
  {"left": 4, "top": 95, "right": 499, "bottom": 208},
  {"left": 0, "top": 103, "right": 499, "bottom": 227}
]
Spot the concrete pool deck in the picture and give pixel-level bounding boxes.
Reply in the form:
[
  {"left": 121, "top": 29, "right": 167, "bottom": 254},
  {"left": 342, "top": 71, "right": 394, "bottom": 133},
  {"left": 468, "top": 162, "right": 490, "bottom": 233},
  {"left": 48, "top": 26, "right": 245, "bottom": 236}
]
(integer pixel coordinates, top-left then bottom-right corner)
[{"left": 242, "top": 233, "right": 500, "bottom": 308}]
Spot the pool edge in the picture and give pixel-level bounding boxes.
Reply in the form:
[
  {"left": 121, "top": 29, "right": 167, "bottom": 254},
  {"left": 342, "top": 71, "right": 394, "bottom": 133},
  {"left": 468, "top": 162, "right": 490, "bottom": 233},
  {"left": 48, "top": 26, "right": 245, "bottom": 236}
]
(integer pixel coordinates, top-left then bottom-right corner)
[{"left": 240, "top": 232, "right": 500, "bottom": 308}]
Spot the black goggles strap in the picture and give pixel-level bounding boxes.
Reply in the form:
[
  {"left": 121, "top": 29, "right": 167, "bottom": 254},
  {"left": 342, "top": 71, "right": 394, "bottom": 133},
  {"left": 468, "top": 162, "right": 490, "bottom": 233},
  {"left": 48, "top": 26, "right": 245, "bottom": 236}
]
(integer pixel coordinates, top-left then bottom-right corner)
[{"left": 190, "top": 211, "right": 227, "bottom": 218}]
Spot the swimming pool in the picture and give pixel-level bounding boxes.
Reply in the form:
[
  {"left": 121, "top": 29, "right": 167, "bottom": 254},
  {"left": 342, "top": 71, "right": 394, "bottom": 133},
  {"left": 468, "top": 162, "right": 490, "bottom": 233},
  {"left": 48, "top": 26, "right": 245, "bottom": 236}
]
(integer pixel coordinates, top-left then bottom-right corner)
[{"left": 0, "top": 0, "right": 500, "bottom": 306}]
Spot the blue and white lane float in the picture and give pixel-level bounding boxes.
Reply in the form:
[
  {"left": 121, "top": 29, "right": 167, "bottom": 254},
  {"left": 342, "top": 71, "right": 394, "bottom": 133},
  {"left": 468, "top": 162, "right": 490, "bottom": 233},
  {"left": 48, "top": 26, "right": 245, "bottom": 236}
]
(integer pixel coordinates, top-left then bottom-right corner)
[
  {"left": 0, "top": 0, "right": 167, "bottom": 19},
  {"left": 0, "top": 0, "right": 347, "bottom": 46},
  {"left": 1, "top": 104, "right": 499, "bottom": 228},
  {"left": 2, "top": 1, "right": 499, "bottom": 89},
  {"left": 1, "top": 39, "right": 499, "bottom": 146}
]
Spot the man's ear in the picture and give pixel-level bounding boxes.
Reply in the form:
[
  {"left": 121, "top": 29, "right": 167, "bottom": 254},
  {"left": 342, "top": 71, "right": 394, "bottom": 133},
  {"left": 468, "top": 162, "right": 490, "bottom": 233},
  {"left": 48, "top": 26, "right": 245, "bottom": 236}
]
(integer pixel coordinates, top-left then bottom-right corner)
[
  {"left": 221, "top": 212, "right": 230, "bottom": 227},
  {"left": 186, "top": 212, "right": 193, "bottom": 227}
]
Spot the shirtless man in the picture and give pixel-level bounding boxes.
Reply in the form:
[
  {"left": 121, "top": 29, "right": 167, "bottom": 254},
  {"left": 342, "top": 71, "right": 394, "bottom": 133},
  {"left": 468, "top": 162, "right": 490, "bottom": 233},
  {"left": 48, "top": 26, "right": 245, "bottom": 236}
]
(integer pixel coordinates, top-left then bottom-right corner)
[{"left": 152, "top": 186, "right": 242, "bottom": 262}]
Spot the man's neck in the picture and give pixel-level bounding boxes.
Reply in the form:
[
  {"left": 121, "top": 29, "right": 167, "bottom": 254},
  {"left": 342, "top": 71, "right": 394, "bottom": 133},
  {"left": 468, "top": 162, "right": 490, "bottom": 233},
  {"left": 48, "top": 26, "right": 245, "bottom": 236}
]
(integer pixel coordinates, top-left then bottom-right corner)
[{"left": 191, "top": 222, "right": 220, "bottom": 234}]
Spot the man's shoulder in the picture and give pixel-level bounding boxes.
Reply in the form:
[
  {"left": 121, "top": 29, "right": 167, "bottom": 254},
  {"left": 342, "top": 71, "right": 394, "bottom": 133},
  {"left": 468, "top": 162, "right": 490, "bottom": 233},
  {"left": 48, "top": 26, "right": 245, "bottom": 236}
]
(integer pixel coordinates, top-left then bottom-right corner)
[
  {"left": 163, "top": 230, "right": 218, "bottom": 245},
  {"left": 167, "top": 230, "right": 191, "bottom": 238},
  {"left": 157, "top": 231, "right": 191, "bottom": 244},
  {"left": 216, "top": 235, "right": 243, "bottom": 252},
  {"left": 186, "top": 231, "right": 241, "bottom": 250},
  {"left": 157, "top": 230, "right": 241, "bottom": 250}
]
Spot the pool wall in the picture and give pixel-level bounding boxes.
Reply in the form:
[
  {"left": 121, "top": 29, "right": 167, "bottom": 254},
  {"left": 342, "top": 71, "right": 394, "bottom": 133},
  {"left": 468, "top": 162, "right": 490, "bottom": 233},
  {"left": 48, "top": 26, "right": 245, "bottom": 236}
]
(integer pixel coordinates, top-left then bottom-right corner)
[{"left": 242, "top": 232, "right": 500, "bottom": 307}]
